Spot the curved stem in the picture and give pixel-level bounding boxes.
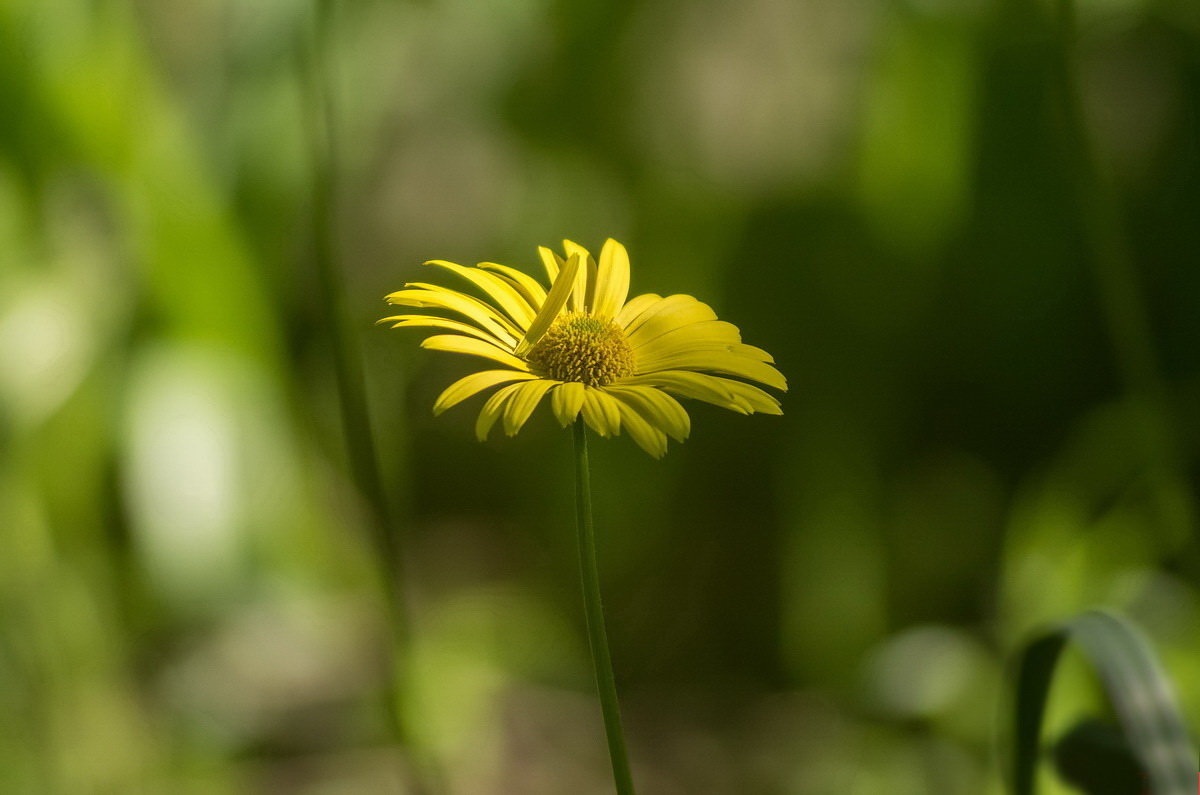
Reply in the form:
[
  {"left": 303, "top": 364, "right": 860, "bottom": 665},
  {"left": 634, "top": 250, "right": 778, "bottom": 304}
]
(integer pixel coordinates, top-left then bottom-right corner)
[{"left": 573, "top": 419, "right": 635, "bottom": 794}]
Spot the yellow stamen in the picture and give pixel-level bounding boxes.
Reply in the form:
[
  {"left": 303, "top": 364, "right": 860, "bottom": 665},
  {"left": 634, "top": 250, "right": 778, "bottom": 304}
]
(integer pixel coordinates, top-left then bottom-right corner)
[{"left": 526, "top": 312, "right": 635, "bottom": 386}]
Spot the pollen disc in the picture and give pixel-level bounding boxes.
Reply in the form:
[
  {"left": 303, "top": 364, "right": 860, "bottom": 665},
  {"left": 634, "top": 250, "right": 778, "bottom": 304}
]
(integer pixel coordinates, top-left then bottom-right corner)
[{"left": 526, "top": 313, "right": 635, "bottom": 386}]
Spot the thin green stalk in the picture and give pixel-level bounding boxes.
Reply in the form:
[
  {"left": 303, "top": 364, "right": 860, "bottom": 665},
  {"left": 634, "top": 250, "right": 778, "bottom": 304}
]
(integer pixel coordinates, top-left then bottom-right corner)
[
  {"left": 572, "top": 419, "right": 635, "bottom": 795},
  {"left": 306, "top": 2, "right": 405, "bottom": 586},
  {"left": 1050, "top": 0, "right": 1196, "bottom": 552},
  {"left": 301, "top": 4, "right": 429, "bottom": 790}
]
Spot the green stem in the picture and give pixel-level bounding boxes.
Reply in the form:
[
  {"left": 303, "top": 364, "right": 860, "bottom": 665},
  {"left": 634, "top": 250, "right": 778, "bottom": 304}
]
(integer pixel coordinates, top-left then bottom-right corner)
[{"left": 572, "top": 419, "right": 635, "bottom": 795}]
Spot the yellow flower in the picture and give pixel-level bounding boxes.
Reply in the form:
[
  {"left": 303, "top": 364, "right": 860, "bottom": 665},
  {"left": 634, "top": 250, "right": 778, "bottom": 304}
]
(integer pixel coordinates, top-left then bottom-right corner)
[{"left": 382, "top": 239, "right": 786, "bottom": 457}]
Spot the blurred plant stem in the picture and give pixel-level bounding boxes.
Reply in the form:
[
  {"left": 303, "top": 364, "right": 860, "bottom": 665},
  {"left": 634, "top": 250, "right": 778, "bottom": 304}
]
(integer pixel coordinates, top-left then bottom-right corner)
[
  {"left": 1051, "top": 0, "right": 1197, "bottom": 555},
  {"left": 302, "top": 1, "right": 428, "bottom": 789},
  {"left": 573, "top": 419, "right": 636, "bottom": 795}
]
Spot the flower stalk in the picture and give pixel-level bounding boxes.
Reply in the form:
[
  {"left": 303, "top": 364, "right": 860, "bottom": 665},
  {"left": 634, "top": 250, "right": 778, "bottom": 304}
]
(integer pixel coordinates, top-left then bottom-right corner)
[{"left": 573, "top": 419, "right": 635, "bottom": 794}]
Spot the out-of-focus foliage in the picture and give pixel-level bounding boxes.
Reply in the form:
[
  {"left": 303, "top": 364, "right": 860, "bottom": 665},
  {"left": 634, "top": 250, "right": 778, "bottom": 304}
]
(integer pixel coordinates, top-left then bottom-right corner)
[{"left": 0, "top": 0, "right": 1197, "bottom": 792}]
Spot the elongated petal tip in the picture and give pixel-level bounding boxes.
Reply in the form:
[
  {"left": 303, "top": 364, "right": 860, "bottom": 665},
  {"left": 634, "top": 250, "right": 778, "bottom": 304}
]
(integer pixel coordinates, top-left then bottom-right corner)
[{"left": 383, "top": 285, "right": 418, "bottom": 302}]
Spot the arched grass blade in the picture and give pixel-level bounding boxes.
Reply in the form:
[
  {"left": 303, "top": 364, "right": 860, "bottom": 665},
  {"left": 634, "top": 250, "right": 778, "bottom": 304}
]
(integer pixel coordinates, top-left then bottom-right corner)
[{"left": 1010, "top": 610, "right": 1195, "bottom": 795}]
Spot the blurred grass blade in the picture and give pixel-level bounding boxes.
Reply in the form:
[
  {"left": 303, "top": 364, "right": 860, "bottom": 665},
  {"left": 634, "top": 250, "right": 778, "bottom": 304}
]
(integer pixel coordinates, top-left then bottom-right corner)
[
  {"left": 1052, "top": 0, "right": 1197, "bottom": 553},
  {"left": 1013, "top": 631, "right": 1068, "bottom": 794},
  {"left": 1011, "top": 610, "right": 1196, "bottom": 794},
  {"left": 299, "top": 0, "right": 422, "bottom": 779},
  {"left": 1070, "top": 613, "right": 1196, "bottom": 793}
]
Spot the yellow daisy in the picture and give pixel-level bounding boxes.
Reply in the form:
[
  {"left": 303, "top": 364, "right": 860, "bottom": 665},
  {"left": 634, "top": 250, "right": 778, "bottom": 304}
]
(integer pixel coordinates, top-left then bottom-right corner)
[{"left": 382, "top": 239, "right": 786, "bottom": 457}]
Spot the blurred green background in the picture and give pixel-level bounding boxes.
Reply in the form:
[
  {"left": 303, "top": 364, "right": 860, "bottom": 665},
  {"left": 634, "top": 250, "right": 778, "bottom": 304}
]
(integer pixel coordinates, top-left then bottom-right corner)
[{"left": 1, "top": 0, "right": 1197, "bottom": 792}]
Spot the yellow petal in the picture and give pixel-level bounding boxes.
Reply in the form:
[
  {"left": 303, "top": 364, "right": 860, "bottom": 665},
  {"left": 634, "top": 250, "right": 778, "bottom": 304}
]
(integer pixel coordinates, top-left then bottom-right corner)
[
  {"left": 476, "top": 382, "right": 525, "bottom": 440},
  {"left": 516, "top": 253, "right": 581, "bottom": 355},
  {"left": 624, "top": 295, "right": 718, "bottom": 348},
  {"left": 380, "top": 315, "right": 511, "bottom": 348},
  {"left": 424, "top": 261, "right": 536, "bottom": 329},
  {"left": 629, "top": 319, "right": 742, "bottom": 353},
  {"left": 615, "top": 293, "right": 661, "bottom": 329},
  {"left": 386, "top": 285, "right": 520, "bottom": 344},
  {"left": 562, "top": 240, "right": 595, "bottom": 312},
  {"left": 719, "top": 379, "right": 783, "bottom": 414},
  {"left": 538, "top": 246, "right": 563, "bottom": 283},
  {"left": 476, "top": 262, "right": 548, "bottom": 307},
  {"left": 502, "top": 378, "right": 559, "bottom": 435},
  {"left": 618, "top": 370, "right": 783, "bottom": 414},
  {"left": 649, "top": 372, "right": 780, "bottom": 414},
  {"left": 421, "top": 334, "right": 530, "bottom": 370},
  {"left": 433, "top": 370, "right": 538, "bottom": 415},
  {"left": 581, "top": 385, "right": 620, "bottom": 437},
  {"left": 608, "top": 392, "right": 668, "bottom": 458},
  {"left": 603, "top": 385, "right": 690, "bottom": 442},
  {"left": 635, "top": 350, "right": 786, "bottom": 391},
  {"left": 635, "top": 341, "right": 775, "bottom": 371},
  {"left": 737, "top": 344, "right": 774, "bottom": 363},
  {"left": 591, "top": 238, "right": 630, "bottom": 321},
  {"left": 551, "top": 382, "right": 587, "bottom": 427},
  {"left": 617, "top": 371, "right": 749, "bottom": 412},
  {"left": 621, "top": 294, "right": 691, "bottom": 334}
]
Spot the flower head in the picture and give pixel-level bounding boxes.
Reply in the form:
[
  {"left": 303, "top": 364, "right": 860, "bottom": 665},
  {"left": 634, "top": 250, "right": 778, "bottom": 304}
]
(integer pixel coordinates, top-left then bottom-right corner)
[{"left": 382, "top": 239, "right": 786, "bottom": 457}]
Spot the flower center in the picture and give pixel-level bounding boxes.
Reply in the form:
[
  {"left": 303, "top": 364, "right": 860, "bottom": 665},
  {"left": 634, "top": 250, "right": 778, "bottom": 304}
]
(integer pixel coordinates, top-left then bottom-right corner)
[{"left": 526, "top": 312, "right": 635, "bottom": 386}]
